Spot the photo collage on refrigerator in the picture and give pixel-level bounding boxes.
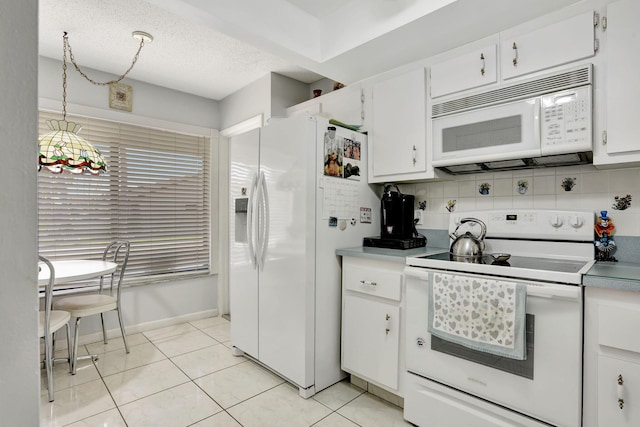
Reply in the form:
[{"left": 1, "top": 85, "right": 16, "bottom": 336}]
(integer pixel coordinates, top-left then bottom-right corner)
[{"left": 323, "top": 126, "right": 361, "bottom": 181}]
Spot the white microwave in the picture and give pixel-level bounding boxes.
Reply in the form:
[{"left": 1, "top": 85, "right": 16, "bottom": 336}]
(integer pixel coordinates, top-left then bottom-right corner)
[{"left": 431, "top": 66, "right": 593, "bottom": 174}]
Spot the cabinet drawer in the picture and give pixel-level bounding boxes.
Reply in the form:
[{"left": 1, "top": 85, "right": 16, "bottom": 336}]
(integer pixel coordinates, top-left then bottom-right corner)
[
  {"left": 344, "top": 263, "right": 402, "bottom": 301},
  {"left": 599, "top": 304, "right": 640, "bottom": 353}
]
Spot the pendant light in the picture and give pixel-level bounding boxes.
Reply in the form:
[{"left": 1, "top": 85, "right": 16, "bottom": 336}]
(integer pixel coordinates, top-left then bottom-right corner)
[{"left": 38, "top": 31, "right": 153, "bottom": 175}]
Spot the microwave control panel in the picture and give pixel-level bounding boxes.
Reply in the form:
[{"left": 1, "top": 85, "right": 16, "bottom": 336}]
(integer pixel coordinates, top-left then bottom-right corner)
[{"left": 540, "top": 86, "right": 592, "bottom": 155}]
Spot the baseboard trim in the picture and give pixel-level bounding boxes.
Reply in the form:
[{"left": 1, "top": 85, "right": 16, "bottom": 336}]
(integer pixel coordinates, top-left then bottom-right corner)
[{"left": 75, "top": 309, "right": 219, "bottom": 346}]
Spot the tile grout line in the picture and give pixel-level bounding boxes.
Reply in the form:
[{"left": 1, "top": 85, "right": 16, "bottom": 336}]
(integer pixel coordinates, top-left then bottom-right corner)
[
  {"left": 89, "top": 342, "right": 130, "bottom": 426},
  {"left": 46, "top": 319, "right": 391, "bottom": 427}
]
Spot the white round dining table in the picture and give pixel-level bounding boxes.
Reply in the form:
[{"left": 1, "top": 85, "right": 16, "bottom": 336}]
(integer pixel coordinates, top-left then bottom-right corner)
[{"left": 38, "top": 260, "right": 118, "bottom": 286}]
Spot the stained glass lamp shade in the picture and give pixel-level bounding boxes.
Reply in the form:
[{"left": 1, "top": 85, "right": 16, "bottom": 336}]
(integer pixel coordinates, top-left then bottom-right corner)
[{"left": 38, "top": 119, "right": 107, "bottom": 175}]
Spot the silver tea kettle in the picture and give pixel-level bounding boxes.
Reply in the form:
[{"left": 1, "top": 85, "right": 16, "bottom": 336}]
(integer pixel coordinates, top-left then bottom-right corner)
[{"left": 449, "top": 218, "right": 487, "bottom": 258}]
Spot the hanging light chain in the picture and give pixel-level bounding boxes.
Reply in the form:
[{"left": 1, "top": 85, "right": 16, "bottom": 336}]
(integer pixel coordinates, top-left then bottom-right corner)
[
  {"left": 62, "top": 32, "right": 69, "bottom": 120},
  {"left": 63, "top": 32, "right": 146, "bottom": 87}
]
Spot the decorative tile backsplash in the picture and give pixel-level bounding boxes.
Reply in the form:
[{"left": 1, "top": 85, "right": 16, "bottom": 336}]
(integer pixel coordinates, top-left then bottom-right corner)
[{"left": 405, "top": 165, "right": 640, "bottom": 236}]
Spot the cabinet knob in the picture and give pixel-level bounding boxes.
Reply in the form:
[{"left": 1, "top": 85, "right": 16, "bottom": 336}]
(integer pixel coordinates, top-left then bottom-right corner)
[{"left": 512, "top": 42, "right": 518, "bottom": 66}]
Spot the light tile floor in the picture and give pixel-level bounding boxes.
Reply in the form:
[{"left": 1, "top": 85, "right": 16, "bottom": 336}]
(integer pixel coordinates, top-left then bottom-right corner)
[{"left": 40, "top": 316, "right": 412, "bottom": 426}]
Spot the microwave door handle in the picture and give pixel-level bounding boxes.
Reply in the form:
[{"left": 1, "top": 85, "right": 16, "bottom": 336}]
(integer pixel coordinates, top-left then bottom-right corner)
[{"left": 534, "top": 97, "right": 541, "bottom": 145}]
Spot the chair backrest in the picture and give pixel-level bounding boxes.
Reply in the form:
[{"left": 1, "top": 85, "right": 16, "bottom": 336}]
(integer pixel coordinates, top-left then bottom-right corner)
[
  {"left": 99, "top": 240, "right": 130, "bottom": 298},
  {"left": 39, "top": 255, "right": 56, "bottom": 335}
]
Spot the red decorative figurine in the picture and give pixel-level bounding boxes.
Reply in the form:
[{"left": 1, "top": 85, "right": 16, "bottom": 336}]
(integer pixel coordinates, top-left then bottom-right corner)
[{"left": 594, "top": 210, "right": 617, "bottom": 262}]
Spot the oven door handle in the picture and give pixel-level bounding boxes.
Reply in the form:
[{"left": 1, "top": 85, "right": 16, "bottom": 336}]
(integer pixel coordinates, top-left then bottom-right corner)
[
  {"left": 526, "top": 284, "right": 581, "bottom": 301},
  {"left": 404, "top": 267, "right": 581, "bottom": 301}
]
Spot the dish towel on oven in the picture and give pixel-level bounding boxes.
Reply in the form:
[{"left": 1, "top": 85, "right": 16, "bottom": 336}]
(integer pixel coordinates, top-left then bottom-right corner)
[{"left": 427, "top": 272, "right": 527, "bottom": 360}]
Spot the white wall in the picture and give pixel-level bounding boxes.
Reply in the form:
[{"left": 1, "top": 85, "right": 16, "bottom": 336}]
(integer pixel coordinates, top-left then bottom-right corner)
[
  {"left": 220, "top": 74, "right": 271, "bottom": 129},
  {"left": 38, "top": 56, "right": 222, "bottom": 337},
  {"left": 0, "top": 0, "right": 40, "bottom": 424},
  {"left": 39, "top": 56, "right": 221, "bottom": 130},
  {"left": 219, "top": 72, "right": 314, "bottom": 129},
  {"left": 270, "top": 73, "right": 309, "bottom": 118}
]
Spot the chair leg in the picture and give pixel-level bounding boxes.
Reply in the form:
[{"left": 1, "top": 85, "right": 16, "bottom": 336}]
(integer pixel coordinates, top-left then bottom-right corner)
[
  {"left": 44, "top": 334, "right": 54, "bottom": 402},
  {"left": 116, "top": 308, "right": 130, "bottom": 354},
  {"left": 51, "top": 331, "right": 56, "bottom": 358},
  {"left": 71, "top": 317, "right": 82, "bottom": 375},
  {"left": 100, "top": 313, "right": 108, "bottom": 345},
  {"left": 65, "top": 323, "right": 73, "bottom": 373}
]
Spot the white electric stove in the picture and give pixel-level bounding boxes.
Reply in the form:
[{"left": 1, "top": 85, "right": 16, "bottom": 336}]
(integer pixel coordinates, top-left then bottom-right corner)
[{"left": 404, "top": 209, "right": 595, "bottom": 427}]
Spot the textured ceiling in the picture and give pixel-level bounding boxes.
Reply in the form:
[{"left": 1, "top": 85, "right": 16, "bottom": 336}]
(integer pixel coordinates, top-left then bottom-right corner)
[
  {"left": 39, "top": 0, "right": 583, "bottom": 102},
  {"left": 38, "top": 0, "right": 325, "bottom": 100}
]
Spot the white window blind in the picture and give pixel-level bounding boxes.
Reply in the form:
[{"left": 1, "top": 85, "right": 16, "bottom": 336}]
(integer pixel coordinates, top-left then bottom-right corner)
[{"left": 38, "top": 110, "right": 211, "bottom": 284}]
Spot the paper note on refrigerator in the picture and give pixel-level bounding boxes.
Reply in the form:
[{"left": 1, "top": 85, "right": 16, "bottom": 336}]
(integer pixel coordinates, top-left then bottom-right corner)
[{"left": 322, "top": 177, "right": 359, "bottom": 219}]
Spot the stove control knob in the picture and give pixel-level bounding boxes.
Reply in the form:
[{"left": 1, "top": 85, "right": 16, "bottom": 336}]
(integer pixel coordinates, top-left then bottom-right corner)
[
  {"left": 550, "top": 215, "right": 564, "bottom": 228},
  {"left": 569, "top": 216, "right": 584, "bottom": 229}
]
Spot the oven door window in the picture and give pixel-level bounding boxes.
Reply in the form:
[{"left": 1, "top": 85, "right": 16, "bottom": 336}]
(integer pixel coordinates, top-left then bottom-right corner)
[{"left": 431, "top": 314, "right": 535, "bottom": 380}]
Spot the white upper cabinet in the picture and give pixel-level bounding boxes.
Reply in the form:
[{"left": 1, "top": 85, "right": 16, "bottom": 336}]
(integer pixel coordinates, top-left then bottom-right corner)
[
  {"left": 430, "top": 12, "right": 596, "bottom": 103},
  {"left": 594, "top": 0, "right": 640, "bottom": 167},
  {"left": 500, "top": 11, "right": 596, "bottom": 80},
  {"left": 369, "top": 67, "right": 429, "bottom": 182},
  {"left": 430, "top": 45, "right": 498, "bottom": 98}
]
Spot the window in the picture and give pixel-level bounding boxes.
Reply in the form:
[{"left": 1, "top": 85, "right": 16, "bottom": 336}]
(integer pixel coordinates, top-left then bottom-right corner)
[{"left": 38, "top": 110, "right": 211, "bottom": 284}]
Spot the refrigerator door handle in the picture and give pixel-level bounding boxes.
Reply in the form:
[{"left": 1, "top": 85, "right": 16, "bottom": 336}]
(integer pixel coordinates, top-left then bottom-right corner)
[
  {"left": 255, "top": 171, "right": 265, "bottom": 271},
  {"left": 247, "top": 172, "right": 258, "bottom": 269},
  {"left": 258, "top": 171, "right": 270, "bottom": 270}
]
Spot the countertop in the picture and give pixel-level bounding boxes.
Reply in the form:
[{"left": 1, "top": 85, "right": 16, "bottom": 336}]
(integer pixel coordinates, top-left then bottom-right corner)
[
  {"left": 584, "top": 261, "right": 640, "bottom": 292},
  {"left": 337, "top": 246, "right": 640, "bottom": 293},
  {"left": 336, "top": 246, "right": 448, "bottom": 264}
]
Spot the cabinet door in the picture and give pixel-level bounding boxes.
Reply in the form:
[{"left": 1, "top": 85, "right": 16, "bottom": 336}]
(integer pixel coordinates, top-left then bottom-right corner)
[
  {"left": 370, "top": 68, "right": 426, "bottom": 180},
  {"left": 342, "top": 294, "right": 400, "bottom": 390},
  {"left": 500, "top": 11, "right": 595, "bottom": 80},
  {"left": 598, "top": 355, "right": 640, "bottom": 426},
  {"left": 603, "top": 0, "right": 640, "bottom": 156},
  {"left": 430, "top": 45, "right": 497, "bottom": 98}
]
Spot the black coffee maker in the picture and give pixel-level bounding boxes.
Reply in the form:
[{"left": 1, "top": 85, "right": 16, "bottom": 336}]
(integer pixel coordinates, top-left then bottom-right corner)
[
  {"left": 363, "top": 184, "right": 427, "bottom": 249},
  {"left": 381, "top": 184, "right": 415, "bottom": 239}
]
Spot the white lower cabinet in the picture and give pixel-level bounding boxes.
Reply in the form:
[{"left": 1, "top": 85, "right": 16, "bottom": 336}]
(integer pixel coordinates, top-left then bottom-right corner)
[
  {"left": 597, "top": 355, "right": 640, "bottom": 426},
  {"left": 341, "top": 256, "right": 404, "bottom": 395},
  {"left": 343, "top": 294, "right": 400, "bottom": 390},
  {"left": 584, "top": 287, "right": 640, "bottom": 427}
]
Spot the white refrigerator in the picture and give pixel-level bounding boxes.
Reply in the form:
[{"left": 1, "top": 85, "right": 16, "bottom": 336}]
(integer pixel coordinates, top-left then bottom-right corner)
[{"left": 229, "top": 114, "right": 379, "bottom": 397}]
